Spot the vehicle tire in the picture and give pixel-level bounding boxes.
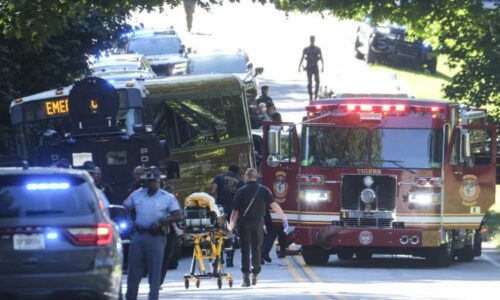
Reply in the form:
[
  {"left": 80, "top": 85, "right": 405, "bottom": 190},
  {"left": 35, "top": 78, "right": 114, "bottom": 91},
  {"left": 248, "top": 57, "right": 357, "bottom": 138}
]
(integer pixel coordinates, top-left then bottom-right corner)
[
  {"left": 337, "top": 248, "right": 354, "bottom": 260},
  {"left": 355, "top": 249, "right": 373, "bottom": 260},
  {"left": 425, "top": 57, "right": 437, "bottom": 74},
  {"left": 302, "top": 246, "right": 330, "bottom": 266},
  {"left": 426, "top": 243, "right": 452, "bottom": 267},
  {"left": 456, "top": 245, "right": 475, "bottom": 262},
  {"left": 354, "top": 38, "right": 363, "bottom": 60},
  {"left": 184, "top": 278, "right": 189, "bottom": 289}
]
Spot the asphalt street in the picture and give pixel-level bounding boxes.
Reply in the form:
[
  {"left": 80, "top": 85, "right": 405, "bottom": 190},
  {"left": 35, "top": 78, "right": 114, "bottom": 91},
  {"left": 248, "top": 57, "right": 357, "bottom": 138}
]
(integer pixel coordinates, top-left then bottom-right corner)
[{"left": 123, "top": 243, "right": 500, "bottom": 300}]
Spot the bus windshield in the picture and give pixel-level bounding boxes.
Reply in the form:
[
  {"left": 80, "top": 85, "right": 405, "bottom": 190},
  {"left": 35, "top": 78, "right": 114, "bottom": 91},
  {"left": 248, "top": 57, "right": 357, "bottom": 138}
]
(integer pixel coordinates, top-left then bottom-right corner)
[{"left": 301, "top": 127, "right": 370, "bottom": 167}]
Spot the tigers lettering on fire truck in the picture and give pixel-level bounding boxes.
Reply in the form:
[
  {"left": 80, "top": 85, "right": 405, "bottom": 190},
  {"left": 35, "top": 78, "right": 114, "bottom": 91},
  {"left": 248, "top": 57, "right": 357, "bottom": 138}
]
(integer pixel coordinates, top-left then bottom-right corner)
[{"left": 262, "top": 97, "right": 495, "bottom": 267}]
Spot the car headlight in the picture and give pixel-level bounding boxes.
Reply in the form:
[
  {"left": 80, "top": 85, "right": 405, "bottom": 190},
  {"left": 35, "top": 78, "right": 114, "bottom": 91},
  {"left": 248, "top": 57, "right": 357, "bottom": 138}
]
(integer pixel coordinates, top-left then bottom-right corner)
[
  {"left": 360, "top": 188, "right": 376, "bottom": 204},
  {"left": 376, "top": 26, "right": 391, "bottom": 34},
  {"left": 408, "top": 192, "right": 440, "bottom": 205},
  {"left": 299, "top": 190, "right": 331, "bottom": 202}
]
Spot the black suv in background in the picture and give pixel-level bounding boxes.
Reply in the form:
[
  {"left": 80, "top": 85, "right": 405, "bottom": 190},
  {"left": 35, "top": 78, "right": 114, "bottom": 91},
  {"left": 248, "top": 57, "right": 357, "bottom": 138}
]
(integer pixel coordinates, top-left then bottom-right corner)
[
  {"left": 0, "top": 167, "right": 122, "bottom": 300},
  {"left": 355, "top": 18, "right": 438, "bottom": 73}
]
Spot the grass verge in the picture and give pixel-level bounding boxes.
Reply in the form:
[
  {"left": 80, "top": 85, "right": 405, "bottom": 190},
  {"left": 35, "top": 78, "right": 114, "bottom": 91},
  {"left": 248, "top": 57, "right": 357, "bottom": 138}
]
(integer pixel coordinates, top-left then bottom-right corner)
[{"left": 368, "top": 58, "right": 454, "bottom": 100}]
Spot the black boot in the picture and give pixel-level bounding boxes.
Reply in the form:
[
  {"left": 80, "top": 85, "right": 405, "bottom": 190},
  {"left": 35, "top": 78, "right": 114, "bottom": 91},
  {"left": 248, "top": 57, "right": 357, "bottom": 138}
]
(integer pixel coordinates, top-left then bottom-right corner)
[
  {"left": 241, "top": 273, "right": 251, "bottom": 287},
  {"left": 251, "top": 273, "right": 258, "bottom": 286},
  {"left": 226, "top": 251, "right": 234, "bottom": 267}
]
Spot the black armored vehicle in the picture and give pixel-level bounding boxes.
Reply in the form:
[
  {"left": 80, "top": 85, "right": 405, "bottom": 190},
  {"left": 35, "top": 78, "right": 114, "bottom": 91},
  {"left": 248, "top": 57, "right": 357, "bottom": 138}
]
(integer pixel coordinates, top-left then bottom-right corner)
[{"left": 355, "top": 19, "right": 438, "bottom": 73}]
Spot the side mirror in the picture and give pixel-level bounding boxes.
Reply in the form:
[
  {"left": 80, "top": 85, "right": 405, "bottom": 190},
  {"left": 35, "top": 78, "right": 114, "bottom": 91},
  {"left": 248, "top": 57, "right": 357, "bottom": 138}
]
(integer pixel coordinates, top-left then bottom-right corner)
[
  {"left": 246, "top": 62, "right": 254, "bottom": 70},
  {"left": 254, "top": 67, "right": 264, "bottom": 76},
  {"left": 159, "top": 139, "right": 170, "bottom": 159},
  {"left": 268, "top": 127, "right": 281, "bottom": 155},
  {"left": 462, "top": 132, "right": 471, "bottom": 159},
  {"left": 166, "top": 160, "right": 180, "bottom": 179},
  {"left": 108, "top": 205, "right": 132, "bottom": 239},
  {"left": 179, "top": 44, "right": 186, "bottom": 55}
]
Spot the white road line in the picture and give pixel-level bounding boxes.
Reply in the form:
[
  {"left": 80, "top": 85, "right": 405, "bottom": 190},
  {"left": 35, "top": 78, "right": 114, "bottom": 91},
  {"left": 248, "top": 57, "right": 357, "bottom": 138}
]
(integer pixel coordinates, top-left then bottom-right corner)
[{"left": 481, "top": 252, "right": 500, "bottom": 269}]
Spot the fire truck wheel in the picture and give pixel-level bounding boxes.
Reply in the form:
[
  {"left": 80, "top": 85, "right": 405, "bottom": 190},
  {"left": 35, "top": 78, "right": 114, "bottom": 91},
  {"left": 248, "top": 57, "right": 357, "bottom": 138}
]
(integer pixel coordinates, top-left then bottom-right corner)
[
  {"left": 426, "top": 243, "right": 452, "bottom": 267},
  {"left": 302, "top": 246, "right": 330, "bottom": 266},
  {"left": 337, "top": 248, "right": 354, "bottom": 260},
  {"left": 473, "top": 230, "right": 482, "bottom": 257},
  {"left": 355, "top": 250, "right": 373, "bottom": 260},
  {"left": 456, "top": 245, "right": 475, "bottom": 262}
]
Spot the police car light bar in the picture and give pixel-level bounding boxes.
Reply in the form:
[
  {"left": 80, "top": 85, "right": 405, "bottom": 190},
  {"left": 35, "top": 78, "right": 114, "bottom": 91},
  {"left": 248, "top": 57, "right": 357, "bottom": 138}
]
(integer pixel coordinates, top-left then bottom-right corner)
[{"left": 26, "top": 182, "right": 70, "bottom": 190}]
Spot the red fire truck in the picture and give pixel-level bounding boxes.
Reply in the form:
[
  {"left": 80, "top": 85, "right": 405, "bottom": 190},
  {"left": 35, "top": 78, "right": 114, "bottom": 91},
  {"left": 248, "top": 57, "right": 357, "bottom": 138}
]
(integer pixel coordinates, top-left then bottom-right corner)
[{"left": 262, "top": 98, "right": 496, "bottom": 267}]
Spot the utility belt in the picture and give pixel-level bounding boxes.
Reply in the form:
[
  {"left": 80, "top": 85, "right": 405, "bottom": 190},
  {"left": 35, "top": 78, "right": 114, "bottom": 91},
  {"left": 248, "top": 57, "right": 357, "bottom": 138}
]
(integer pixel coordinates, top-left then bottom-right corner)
[{"left": 133, "top": 224, "right": 169, "bottom": 236}]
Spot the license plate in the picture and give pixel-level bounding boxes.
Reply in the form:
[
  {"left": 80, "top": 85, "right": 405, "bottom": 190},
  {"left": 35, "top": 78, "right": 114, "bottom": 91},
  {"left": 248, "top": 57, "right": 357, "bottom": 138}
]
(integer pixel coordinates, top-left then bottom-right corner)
[
  {"left": 360, "top": 112, "right": 382, "bottom": 121},
  {"left": 13, "top": 234, "right": 45, "bottom": 250}
]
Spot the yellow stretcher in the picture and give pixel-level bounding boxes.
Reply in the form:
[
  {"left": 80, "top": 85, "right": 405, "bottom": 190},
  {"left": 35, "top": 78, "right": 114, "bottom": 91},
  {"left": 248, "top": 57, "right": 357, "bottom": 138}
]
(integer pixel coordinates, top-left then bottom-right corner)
[{"left": 181, "top": 193, "right": 233, "bottom": 289}]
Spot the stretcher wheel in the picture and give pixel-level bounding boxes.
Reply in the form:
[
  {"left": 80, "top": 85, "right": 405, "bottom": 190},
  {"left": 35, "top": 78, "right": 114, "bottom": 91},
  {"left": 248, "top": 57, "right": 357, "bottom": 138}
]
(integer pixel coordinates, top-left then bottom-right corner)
[
  {"left": 217, "top": 278, "right": 222, "bottom": 289},
  {"left": 228, "top": 279, "right": 233, "bottom": 288},
  {"left": 184, "top": 278, "right": 189, "bottom": 289},
  {"left": 196, "top": 279, "right": 200, "bottom": 288}
]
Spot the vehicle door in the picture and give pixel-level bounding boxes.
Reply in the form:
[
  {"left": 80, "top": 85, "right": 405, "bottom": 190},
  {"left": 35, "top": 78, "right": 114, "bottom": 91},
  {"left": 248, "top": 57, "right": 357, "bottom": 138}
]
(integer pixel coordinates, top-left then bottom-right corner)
[
  {"left": 262, "top": 122, "right": 300, "bottom": 224},
  {"left": 443, "top": 125, "right": 496, "bottom": 221}
]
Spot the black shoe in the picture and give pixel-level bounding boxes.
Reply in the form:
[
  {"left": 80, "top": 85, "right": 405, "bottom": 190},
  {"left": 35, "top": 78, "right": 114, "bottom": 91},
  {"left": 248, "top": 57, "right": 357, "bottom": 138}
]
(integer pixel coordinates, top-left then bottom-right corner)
[
  {"left": 277, "top": 251, "right": 286, "bottom": 258},
  {"left": 251, "top": 273, "right": 258, "bottom": 286},
  {"left": 262, "top": 254, "right": 272, "bottom": 263},
  {"left": 261, "top": 259, "right": 265, "bottom": 265},
  {"left": 241, "top": 273, "right": 251, "bottom": 287},
  {"left": 226, "top": 260, "right": 233, "bottom": 268}
]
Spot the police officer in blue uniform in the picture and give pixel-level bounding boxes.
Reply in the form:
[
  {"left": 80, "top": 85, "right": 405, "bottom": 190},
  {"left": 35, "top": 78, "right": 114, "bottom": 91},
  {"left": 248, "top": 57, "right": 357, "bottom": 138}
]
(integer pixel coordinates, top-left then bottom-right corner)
[
  {"left": 124, "top": 167, "right": 182, "bottom": 300},
  {"left": 211, "top": 164, "right": 244, "bottom": 267}
]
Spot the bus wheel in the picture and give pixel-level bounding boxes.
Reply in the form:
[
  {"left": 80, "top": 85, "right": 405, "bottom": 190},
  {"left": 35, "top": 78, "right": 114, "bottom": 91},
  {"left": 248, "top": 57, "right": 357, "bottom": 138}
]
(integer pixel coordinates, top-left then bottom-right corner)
[
  {"left": 456, "top": 245, "right": 475, "bottom": 262},
  {"left": 337, "top": 248, "right": 354, "bottom": 260},
  {"left": 355, "top": 250, "right": 373, "bottom": 260},
  {"left": 426, "top": 243, "right": 452, "bottom": 267},
  {"left": 302, "top": 246, "right": 329, "bottom": 266}
]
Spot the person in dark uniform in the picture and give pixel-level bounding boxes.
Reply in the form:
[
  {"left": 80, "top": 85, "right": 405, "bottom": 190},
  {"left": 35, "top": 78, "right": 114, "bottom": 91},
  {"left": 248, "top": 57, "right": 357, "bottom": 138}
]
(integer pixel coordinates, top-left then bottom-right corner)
[
  {"left": 298, "top": 35, "right": 324, "bottom": 101},
  {"left": 210, "top": 164, "right": 244, "bottom": 267},
  {"left": 229, "top": 168, "right": 288, "bottom": 287},
  {"left": 127, "top": 165, "right": 145, "bottom": 195},
  {"left": 82, "top": 161, "right": 113, "bottom": 201},
  {"left": 124, "top": 167, "right": 182, "bottom": 300},
  {"left": 256, "top": 85, "right": 274, "bottom": 106},
  {"left": 261, "top": 210, "right": 287, "bottom": 263}
]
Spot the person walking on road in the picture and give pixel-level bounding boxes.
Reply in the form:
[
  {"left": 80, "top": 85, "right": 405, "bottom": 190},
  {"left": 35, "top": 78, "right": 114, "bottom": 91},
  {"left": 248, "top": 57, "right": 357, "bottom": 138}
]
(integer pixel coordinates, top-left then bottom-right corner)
[
  {"left": 211, "top": 164, "right": 244, "bottom": 267},
  {"left": 124, "top": 167, "right": 182, "bottom": 300},
  {"left": 229, "top": 168, "right": 288, "bottom": 287},
  {"left": 183, "top": 0, "right": 197, "bottom": 32},
  {"left": 298, "top": 35, "right": 324, "bottom": 101}
]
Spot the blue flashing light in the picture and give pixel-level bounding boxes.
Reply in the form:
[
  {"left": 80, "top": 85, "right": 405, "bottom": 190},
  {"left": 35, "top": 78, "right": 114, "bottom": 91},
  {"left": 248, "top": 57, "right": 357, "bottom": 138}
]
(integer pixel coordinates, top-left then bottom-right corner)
[
  {"left": 423, "top": 42, "right": 431, "bottom": 49},
  {"left": 119, "top": 222, "right": 127, "bottom": 230},
  {"left": 107, "top": 79, "right": 116, "bottom": 84},
  {"left": 46, "top": 232, "right": 59, "bottom": 240},
  {"left": 26, "top": 182, "right": 70, "bottom": 191}
]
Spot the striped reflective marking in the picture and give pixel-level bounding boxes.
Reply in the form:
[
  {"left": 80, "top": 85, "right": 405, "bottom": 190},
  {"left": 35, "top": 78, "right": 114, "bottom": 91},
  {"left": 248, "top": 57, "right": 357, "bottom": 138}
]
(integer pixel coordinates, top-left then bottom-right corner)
[
  {"left": 271, "top": 213, "right": 340, "bottom": 222},
  {"left": 397, "top": 216, "right": 483, "bottom": 223},
  {"left": 272, "top": 214, "right": 483, "bottom": 224}
]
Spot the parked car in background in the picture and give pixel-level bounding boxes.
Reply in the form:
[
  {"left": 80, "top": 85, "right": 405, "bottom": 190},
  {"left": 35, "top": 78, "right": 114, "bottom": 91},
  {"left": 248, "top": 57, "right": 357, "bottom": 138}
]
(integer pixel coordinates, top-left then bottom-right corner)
[
  {"left": 187, "top": 49, "right": 263, "bottom": 101},
  {"left": 126, "top": 29, "right": 187, "bottom": 76},
  {"left": 355, "top": 18, "right": 438, "bottom": 73},
  {"left": 90, "top": 53, "right": 157, "bottom": 82},
  {"left": 0, "top": 167, "right": 123, "bottom": 299}
]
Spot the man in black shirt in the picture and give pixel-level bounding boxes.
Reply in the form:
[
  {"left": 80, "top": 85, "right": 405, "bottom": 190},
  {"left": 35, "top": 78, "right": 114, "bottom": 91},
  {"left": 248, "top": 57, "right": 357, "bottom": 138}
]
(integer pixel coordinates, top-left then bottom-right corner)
[
  {"left": 298, "top": 35, "right": 324, "bottom": 101},
  {"left": 256, "top": 85, "right": 273, "bottom": 106},
  {"left": 211, "top": 164, "right": 244, "bottom": 267},
  {"left": 229, "top": 168, "right": 288, "bottom": 287}
]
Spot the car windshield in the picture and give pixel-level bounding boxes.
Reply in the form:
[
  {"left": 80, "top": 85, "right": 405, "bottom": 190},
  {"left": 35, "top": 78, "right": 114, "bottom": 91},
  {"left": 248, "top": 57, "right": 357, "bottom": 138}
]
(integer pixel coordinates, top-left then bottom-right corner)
[
  {"left": 0, "top": 175, "right": 96, "bottom": 218},
  {"left": 188, "top": 55, "right": 247, "bottom": 74},
  {"left": 128, "top": 36, "right": 181, "bottom": 56},
  {"left": 371, "top": 128, "right": 443, "bottom": 168},
  {"left": 301, "top": 126, "right": 370, "bottom": 167}
]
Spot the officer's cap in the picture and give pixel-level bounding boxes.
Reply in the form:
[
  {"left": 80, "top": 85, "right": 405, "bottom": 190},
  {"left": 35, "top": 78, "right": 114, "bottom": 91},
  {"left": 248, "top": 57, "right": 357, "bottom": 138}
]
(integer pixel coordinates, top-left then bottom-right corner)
[{"left": 142, "top": 166, "right": 166, "bottom": 181}]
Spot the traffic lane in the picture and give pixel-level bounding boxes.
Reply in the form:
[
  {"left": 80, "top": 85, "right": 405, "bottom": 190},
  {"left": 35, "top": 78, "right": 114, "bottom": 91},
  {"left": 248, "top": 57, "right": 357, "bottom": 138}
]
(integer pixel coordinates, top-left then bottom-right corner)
[
  {"left": 305, "top": 252, "right": 500, "bottom": 300},
  {"left": 122, "top": 249, "right": 319, "bottom": 300}
]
